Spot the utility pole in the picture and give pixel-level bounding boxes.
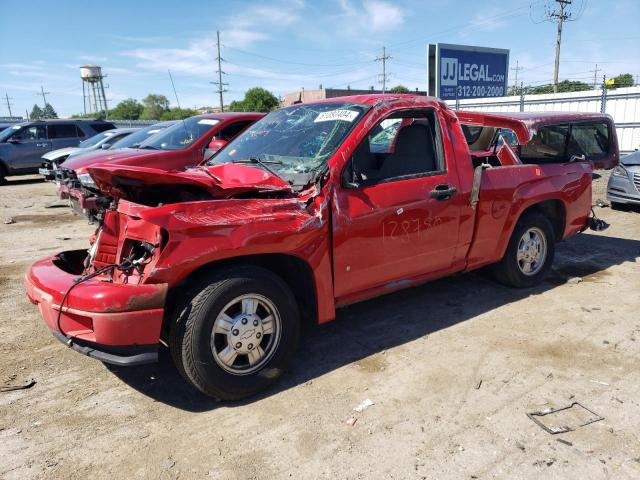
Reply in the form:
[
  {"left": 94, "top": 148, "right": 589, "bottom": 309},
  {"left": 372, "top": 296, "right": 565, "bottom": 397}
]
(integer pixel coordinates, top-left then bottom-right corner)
[
  {"left": 210, "top": 31, "right": 228, "bottom": 112},
  {"left": 4, "top": 93, "right": 13, "bottom": 117},
  {"left": 511, "top": 60, "right": 523, "bottom": 94},
  {"left": 39, "top": 85, "right": 50, "bottom": 106},
  {"left": 590, "top": 63, "right": 601, "bottom": 89},
  {"left": 375, "top": 46, "right": 391, "bottom": 93},
  {"left": 546, "top": 0, "right": 573, "bottom": 93}
]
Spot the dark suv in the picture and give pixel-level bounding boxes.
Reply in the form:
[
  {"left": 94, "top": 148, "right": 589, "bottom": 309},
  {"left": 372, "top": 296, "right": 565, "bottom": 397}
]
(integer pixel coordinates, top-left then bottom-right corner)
[{"left": 0, "top": 119, "right": 115, "bottom": 184}]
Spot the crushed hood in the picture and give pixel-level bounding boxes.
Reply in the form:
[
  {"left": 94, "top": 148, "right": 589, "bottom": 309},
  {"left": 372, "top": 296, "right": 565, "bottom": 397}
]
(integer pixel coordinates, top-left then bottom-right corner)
[{"left": 88, "top": 163, "right": 294, "bottom": 204}]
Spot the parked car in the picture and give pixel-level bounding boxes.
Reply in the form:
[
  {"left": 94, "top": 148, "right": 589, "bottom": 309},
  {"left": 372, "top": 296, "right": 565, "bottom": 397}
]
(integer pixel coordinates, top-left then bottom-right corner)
[
  {"left": 24, "top": 95, "right": 618, "bottom": 400},
  {"left": 607, "top": 149, "right": 640, "bottom": 208},
  {"left": 57, "top": 113, "right": 262, "bottom": 221},
  {"left": 39, "top": 128, "right": 138, "bottom": 180},
  {"left": 105, "top": 121, "right": 177, "bottom": 150},
  {"left": 0, "top": 123, "right": 13, "bottom": 133},
  {"left": 0, "top": 119, "right": 115, "bottom": 184}
]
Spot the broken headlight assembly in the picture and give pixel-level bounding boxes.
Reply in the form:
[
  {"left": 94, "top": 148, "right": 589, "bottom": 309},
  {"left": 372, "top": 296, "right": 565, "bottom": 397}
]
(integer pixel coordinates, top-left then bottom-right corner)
[
  {"left": 78, "top": 173, "right": 97, "bottom": 188},
  {"left": 120, "top": 240, "right": 156, "bottom": 271}
]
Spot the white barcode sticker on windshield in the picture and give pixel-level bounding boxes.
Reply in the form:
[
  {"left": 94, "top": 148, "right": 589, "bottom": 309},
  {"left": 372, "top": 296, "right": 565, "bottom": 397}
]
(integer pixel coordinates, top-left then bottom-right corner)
[
  {"left": 198, "top": 119, "right": 220, "bottom": 126},
  {"left": 314, "top": 110, "right": 359, "bottom": 123}
]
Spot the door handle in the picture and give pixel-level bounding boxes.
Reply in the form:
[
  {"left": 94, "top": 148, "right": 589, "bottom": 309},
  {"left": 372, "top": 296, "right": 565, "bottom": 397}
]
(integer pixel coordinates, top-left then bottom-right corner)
[
  {"left": 429, "top": 184, "right": 457, "bottom": 201},
  {"left": 37, "top": 143, "right": 49, "bottom": 147}
]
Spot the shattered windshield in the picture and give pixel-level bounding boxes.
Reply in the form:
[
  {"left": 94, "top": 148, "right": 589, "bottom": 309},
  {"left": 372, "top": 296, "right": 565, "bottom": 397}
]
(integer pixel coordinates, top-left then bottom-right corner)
[
  {"left": 208, "top": 102, "right": 369, "bottom": 183},
  {"left": 139, "top": 117, "right": 220, "bottom": 151}
]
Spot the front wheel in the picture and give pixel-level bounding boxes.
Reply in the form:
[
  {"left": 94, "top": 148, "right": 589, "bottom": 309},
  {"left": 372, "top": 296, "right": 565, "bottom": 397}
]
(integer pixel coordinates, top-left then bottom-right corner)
[
  {"left": 170, "top": 266, "right": 300, "bottom": 400},
  {"left": 492, "top": 212, "right": 555, "bottom": 288}
]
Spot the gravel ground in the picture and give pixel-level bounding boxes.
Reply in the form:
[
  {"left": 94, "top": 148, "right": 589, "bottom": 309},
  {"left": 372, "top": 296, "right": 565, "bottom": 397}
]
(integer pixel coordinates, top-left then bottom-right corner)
[{"left": 1, "top": 173, "right": 639, "bottom": 480}]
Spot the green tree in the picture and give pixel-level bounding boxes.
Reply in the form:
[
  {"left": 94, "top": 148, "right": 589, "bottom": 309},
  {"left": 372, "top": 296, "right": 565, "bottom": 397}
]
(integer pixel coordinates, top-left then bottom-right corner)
[
  {"left": 140, "top": 94, "right": 170, "bottom": 120},
  {"left": 160, "top": 107, "right": 199, "bottom": 120},
  {"left": 228, "top": 100, "right": 246, "bottom": 112},
  {"left": 529, "top": 80, "right": 591, "bottom": 94},
  {"left": 42, "top": 103, "right": 58, "bottom": 119},
  {"left": 606, "top": 73, "right": 634, "bottom": 89},
  {"left": 30, "top": 104, "right": 43, "bottom": 119},
  {"left": 110, "top": 98, "right": 144, "bottom": 120},
  {"left": 230, "top": 87, "right": 279, "bottom": 112},
  {"left": 388, "top": 85, "right": 410, "bottom": 93}
]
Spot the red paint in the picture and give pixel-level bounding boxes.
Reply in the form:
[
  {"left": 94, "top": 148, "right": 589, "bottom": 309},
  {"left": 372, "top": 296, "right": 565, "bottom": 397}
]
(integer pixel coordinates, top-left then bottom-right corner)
[{"left": 25, "top": 95, "right": 617, "bottom": 354}]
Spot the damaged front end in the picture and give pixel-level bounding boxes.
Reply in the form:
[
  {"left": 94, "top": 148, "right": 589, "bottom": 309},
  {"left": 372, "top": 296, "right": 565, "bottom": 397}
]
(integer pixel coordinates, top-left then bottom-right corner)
[{"left": 25, "top": 162, "right": 328, "bottom": 365}]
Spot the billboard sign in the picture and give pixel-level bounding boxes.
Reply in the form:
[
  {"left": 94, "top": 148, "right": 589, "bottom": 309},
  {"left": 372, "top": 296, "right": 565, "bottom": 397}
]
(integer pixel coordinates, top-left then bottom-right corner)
[{"left": 428, "top": 43, "right": 509, "bottom": 100}]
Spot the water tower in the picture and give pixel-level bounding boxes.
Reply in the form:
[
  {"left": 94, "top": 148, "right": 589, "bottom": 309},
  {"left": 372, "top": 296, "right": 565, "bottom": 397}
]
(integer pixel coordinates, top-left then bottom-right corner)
[{"left": 80, "top": 65, "right": 108, "bottom": 117}]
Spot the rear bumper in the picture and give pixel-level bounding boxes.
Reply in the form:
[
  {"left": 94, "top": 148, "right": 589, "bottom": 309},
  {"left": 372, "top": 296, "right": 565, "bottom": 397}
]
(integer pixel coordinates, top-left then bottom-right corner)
[{"left": 24, "top": 250, "right": 167, "bottom": 365}]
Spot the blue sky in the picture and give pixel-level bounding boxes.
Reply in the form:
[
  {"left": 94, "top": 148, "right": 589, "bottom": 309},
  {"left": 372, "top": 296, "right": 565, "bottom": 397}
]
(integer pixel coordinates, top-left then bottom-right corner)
[{"left": 1, "top": 0, "right": 638, "bottom": 117}]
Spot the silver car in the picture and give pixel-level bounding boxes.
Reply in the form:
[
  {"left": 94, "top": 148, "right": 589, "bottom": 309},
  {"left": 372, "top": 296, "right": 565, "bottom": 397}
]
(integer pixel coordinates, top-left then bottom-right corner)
[
  {"left": 607, "top": 150, "right": 640, "bottom": 208},
  {"left": 42, "top": 128, "right": 137, "bottom": 163}
]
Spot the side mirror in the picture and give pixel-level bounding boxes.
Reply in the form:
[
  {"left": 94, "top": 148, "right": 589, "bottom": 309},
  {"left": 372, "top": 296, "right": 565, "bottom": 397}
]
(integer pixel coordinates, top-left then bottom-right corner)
[
  {"left": 207, "top": 138, "right": 228, "bottom": 153},
  {"left": 101, "top": 143, "right": 111, "bottom": 150}
]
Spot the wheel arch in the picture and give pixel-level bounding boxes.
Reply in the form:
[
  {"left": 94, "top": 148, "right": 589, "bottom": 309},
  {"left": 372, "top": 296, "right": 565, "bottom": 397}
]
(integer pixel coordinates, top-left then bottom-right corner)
[
  {"left": 163, "top": 253, "right": 319, "bottom": 335},
  {"left": 489, "top": 197, "right": 567, "bottom": 266},
  {"left": 518, "top": 199, "right": 566, "bottom": 241}
]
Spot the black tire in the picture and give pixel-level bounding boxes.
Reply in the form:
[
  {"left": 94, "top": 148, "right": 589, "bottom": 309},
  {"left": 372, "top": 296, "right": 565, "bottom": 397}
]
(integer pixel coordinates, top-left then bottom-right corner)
[
  {"left": 610, "top": 201, "right": 626, "bottom": 211},
  {"left": 0, "top": 164, "right": 6, "bottom": 185},
  {"left": 169, "top": 266, "right": 300, "bottom": 400},
  {"left": 491, "top": 212, "right": 555, "bottom": 288}
]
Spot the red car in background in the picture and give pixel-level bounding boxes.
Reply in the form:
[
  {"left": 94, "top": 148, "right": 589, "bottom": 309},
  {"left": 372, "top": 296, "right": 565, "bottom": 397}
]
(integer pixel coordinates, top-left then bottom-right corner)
[{"left": 57, "top": 112, "right": 263, "bottom": 221}]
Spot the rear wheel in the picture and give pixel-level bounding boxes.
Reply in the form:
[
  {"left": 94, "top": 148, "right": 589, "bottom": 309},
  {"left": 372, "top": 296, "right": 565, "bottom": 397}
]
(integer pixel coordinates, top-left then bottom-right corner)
[
  {"left": 492, "top": 212, "right": 555, "bottom": 288},
  {"left": 0, "top": 164, "right": 6, "bottom": 185},
  {"left": 170, "top": 266, "right": 300, "bottom": 400}
]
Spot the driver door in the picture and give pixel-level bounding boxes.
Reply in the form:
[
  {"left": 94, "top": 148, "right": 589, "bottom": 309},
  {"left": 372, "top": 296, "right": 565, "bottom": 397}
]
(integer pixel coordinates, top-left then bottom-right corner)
[
  {"left": 7, "top": 125, "right": 50, "bottom": 172},
  {"left": 332, "top": 108, "right": 462, "bottom": 300}
]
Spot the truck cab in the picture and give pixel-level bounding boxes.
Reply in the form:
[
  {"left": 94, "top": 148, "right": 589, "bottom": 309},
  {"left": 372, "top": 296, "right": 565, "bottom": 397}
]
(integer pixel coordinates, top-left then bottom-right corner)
[{"left": 24, "top": 95, "right": 618, "bottom": 400}]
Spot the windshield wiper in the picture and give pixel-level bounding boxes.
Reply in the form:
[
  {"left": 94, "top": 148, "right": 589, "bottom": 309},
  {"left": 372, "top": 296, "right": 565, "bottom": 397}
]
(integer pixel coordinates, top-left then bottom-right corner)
[
  {"left": 139, "top": 145, "right": 160, "bottom": 150},
  {"left": 232, "top": 157, "right": 283, "bottom": 179}
]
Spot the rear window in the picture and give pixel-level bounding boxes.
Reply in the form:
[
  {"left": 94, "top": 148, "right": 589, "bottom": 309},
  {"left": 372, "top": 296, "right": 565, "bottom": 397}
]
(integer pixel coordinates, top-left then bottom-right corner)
[
  {"left": 48, "top": 124, "right": 82, "bottom": 139},
  {"left": 520, "top": 124, "right": 570, "bottom": 162},
  {"left": 520, "top": 122, "right": 610, "bottom": 163},
  {"left": 90, "top": 122, "right": 116, "bottom": 133},
  {"left": 567, "top": 123, "right": 610, "bottom": 158}
]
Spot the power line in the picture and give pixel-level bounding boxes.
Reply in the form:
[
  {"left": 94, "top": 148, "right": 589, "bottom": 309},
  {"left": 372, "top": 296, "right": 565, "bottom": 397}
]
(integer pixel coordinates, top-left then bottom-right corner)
[
  {"left": 375, "top": 46, "right": 391, "bottom": 93},
  {"left": 222, "top": 44, "right": 372, "bottom": 68},
  {"left": 4, "top": 93, "right": 13, "bottom": 117},
  {"left": 211, "top": 30, "right": 228, "bottom": 112}
]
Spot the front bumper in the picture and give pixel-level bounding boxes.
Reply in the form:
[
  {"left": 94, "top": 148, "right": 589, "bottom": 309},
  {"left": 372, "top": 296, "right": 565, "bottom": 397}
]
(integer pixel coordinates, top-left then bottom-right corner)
[
  {"left": 62, "top": 185, "right": 98, "bottom": 216},
  {"left": 607, "top": 171, "right": 640, "bottom": 204},
  {"left": 39, "top": 167, "right": 56, "bottom": 181},
  {"left": 24, "top": 250, "right": 167, "bottom": 366}
]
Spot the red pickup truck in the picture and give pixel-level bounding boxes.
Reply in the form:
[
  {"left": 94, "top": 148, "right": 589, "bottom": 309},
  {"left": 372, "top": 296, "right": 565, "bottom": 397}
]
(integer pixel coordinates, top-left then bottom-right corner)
[{"left": 24, "top": 95, "right": 618, "bottom": 400}]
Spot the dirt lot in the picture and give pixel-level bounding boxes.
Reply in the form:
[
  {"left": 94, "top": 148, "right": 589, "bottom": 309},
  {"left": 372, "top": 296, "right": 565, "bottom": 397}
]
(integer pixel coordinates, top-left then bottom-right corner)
[{"left": 1, "top": 173, "right": 639, "bottom": 480}]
